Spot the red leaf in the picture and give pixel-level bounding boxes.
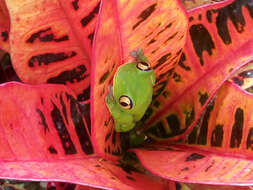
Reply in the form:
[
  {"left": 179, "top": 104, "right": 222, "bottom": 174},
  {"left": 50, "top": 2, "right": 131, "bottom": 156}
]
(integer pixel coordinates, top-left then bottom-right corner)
[
  {"left": 0, "top": 83, "right": 166, "bottom": 189},
  {"left": 133, "top": 81, "right": 253, "bottom": 184},
  {"left": 0, "top": 82, "right": 93, "bottom": 158},
  {"left": 91, "top": 0, "right": 188, "bottom": 159},
  {"left": 144, "top": 0, "right": 253, "bottom": 141},
  {"left": 0, "top": 82, "right": 168, "bottom": 189},
  {"left": 5, "top": 0, "right": 100, "bottom": 101},
  {"left": 0, "top": 0, "right": 10, "bottom": 52}
]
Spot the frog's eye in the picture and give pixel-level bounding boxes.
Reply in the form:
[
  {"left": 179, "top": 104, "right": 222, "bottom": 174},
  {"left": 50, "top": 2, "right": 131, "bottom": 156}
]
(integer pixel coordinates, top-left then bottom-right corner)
[
  {"left": 119, "top": 95, "right": 133, "bottom": 110},
  {"left": 136, "top": 61, "right": 151, "bottom": 71}
]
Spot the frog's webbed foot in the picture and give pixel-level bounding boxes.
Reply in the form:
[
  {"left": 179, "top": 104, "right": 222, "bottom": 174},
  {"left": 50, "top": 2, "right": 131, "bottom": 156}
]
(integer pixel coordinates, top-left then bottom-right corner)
[{"left": 115, "top": 122, "right": 135, "bottom": 133}]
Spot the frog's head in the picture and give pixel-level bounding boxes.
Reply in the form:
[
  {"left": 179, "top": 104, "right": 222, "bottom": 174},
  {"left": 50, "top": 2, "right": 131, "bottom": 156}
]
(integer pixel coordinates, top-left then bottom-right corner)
[{"left": 113, "top": 49, "right": 156, "bottom": 121}]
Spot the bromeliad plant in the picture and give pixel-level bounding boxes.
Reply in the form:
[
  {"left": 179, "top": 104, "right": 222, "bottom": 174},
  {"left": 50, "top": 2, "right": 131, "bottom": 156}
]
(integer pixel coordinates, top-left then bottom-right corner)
[{"left": 0, "top": 0, "right": 253, "bottom": 189}]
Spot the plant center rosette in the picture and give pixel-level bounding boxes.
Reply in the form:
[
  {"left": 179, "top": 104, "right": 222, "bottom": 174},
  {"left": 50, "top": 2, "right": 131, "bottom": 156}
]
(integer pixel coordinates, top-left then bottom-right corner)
[{"left": 92, "top": 0, "right": 253, "bottom": 185}]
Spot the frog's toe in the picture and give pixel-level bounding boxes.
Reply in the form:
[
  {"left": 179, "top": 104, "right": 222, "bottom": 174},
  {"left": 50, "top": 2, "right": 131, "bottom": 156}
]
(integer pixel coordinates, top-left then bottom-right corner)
[{"left": 106, "top": 93, "right": 114, "bottom": 104}]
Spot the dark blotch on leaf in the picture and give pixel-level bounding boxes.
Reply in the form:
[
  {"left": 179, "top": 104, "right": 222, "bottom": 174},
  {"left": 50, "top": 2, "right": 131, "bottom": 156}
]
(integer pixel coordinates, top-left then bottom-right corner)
[
  {"left": 72, "top": 0, "right": 79, "bottom": 10},
  {"left": 88, "top": 31, "right": 95, "bottom": 45},
  {"left": 81, "top": 2, "right": 100, "bottom": 27},
  {"left": 133, "top": 4, "right": 157, "bottom": 30},
  {"left": 126, "top": 176, "right": 135, "bottom": 181},
  {"left": 187, "top": 125, "right": 198, "bottom": 144},
  {"left": 60, "top": 94, "right": 68, "bottom": 124},
  {"left": 99, "top": 71, "right": 110, "bottom": 84},
  {"left": 1, "top": 31, "right": 8, "bottom": 41},
  {"left": 198, "top": 14, "right": 202, "bottom": 20},
  {"left": 190, "top": 24, "right": 215, "bottom": 66},
  {"left": 163, "top": 32, "right": 178, "bottom": 44},
  {"left": 185, "top": 107, "right": 195, "bottom": 128},
  {"left": 26, "top": 27, "right": 69, "bottom": 43},
  {"left": 178, "top": 52, "right": 191, "bottom": 71},
  {"left": 181, "top": 167, "right": 189, "bottom": 171},
  {"left": 230, "top": 108, "right": 244, "bottom": 148},
  {"left": 36, "top": 108, "right": 49, "bottom": 133},
  {"left": 66, "top": 93, "right": 94, "bottom": 154},
  {"left": 186, "top": 153, "right": 205, "bottom": 161},
  {"left": 147, "top": 121, "right": 167, "bottom": 138},
  {"left": 48, "top": 146, "right": 58, "bottom": 154},
  {"left": 28, "top": 52, "right": 76, "bottom": 67},
  {"left": 147, "top": 38, "right": 156, "bottom": 45},
  {"left": 47, "top": 65, "right": 88, "bottom": 85},
  {"left": 246, "top": 128, "right": 253, "bottom": 150},
  {"left": 157, "top": 22, "right": 173, "bottom": 36},
  {"left": 154, "top": 53, "right": 171, "bottom": 69},
  {"left": 172, "top": 72, "right": 181, "bottom": 82},
  {"left": 198, "top": 92, "right": 209, "bottom": 106},
  {"left": 105, "top": 130, "right": 112, "bottom": 141},
  {"left": 205, "top": 160, "right": 215, "bottom": 172},
  {"left": 78, "top": 102, "right": 91, "bottom": 132},
  {"left": 77, "top": 86, "right": 90, "bottom": 101},
  {"left": 197, "top": 100, "right": 215, "bottom": 145},
  {"left": 215, "top": 0, "right": 253, "bottom": 44},
  {"left": 211, "top": 124, "right": 224, "bottom": 147},
  {"left": 206, "top": 10, "right": 212, "bottom": 23},
  {"left": 51, "top": 102, "right": 77, "bottom": 155},
  {"left": 166, "top": 114, "right": 181, "bottom": 136}
]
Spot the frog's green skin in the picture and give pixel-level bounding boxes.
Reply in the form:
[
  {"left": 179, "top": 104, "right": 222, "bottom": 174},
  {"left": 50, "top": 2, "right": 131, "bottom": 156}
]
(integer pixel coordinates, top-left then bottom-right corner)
[{"left": 106, "top": 49, "right": 156, "bottom": 132}]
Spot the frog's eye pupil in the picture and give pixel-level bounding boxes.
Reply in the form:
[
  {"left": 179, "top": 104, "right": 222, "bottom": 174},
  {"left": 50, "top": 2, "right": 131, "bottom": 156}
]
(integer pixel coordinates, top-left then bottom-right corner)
[
  {"left": 119, "top": 95, "right": 133, "bottom": 110},
  {"left": 136, "top": 61, "right": 151, "bottom": 71}
]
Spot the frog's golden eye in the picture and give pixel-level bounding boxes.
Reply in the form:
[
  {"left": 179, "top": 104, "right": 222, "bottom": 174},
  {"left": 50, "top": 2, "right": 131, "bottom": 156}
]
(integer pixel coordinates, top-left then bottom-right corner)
[
  {"left": 119, "top": 95, "right": 133, "bottom": 110},
  {"left": 136, "top": 61, "right": 151, "bottom": 71}
]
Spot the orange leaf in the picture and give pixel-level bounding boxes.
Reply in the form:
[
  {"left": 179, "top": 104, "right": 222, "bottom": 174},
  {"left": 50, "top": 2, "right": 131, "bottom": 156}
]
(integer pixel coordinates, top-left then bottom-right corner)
[
  {"left": 91, "top": 0, "right": 188, "bottom": 159},
  {"left": 6, "top": 0, "right": 100, "bottom": 101}
]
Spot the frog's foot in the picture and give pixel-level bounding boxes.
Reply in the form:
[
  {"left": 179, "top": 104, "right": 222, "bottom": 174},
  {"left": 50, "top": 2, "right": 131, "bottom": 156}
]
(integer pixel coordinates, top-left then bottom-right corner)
[
  {"left": 106, "top": 85, "right": 115, "bottom": 105},
  {"left": 115, "top": 122, "right": 135, "bottom": 133}
]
